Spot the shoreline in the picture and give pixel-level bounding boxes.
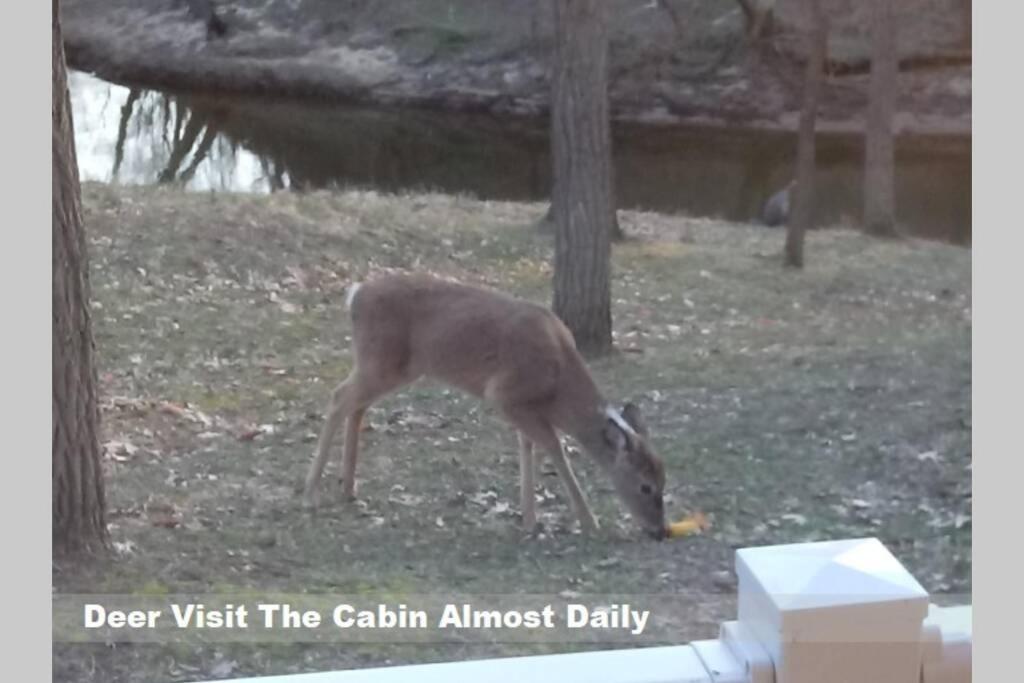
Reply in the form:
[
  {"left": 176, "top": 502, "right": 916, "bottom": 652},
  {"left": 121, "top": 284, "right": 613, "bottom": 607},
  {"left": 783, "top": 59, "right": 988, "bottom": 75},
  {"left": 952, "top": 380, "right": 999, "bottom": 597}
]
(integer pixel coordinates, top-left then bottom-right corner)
[
  {"left": 62, "top": 0, "right": 971, "bottom": 139},
  {"left": 67, "top": 56, "right": 972, "bottom": 142}
]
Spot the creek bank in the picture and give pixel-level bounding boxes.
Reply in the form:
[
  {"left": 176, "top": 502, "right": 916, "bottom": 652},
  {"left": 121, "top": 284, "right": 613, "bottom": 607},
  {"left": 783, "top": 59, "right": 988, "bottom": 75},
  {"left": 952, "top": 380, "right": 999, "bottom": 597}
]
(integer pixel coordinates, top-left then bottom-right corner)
[{"left": 63, "top": 0, "right": 971, "bottom": 136}]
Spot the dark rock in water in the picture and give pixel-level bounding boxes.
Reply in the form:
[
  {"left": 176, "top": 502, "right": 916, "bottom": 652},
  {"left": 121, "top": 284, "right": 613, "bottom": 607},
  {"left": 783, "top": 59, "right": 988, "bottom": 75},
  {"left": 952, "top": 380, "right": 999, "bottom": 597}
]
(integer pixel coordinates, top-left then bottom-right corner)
[{"left": 761, "top": 180, "right": 795, "bottom": 227}]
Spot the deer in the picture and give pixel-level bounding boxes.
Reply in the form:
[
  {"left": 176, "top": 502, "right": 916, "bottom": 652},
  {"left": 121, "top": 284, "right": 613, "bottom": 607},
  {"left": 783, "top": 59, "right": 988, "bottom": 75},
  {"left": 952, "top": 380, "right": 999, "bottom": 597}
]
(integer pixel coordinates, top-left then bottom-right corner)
[{"left": 302, "top": 272, "right": 668, "bottom": 540}]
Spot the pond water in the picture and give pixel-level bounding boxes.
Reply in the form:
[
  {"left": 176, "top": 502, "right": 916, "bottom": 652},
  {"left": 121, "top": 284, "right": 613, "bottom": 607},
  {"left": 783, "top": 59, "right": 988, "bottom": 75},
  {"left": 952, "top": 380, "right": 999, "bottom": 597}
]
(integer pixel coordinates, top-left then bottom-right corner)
[{"left": 70, "top": 71, "right": 971, "bottom": 245}]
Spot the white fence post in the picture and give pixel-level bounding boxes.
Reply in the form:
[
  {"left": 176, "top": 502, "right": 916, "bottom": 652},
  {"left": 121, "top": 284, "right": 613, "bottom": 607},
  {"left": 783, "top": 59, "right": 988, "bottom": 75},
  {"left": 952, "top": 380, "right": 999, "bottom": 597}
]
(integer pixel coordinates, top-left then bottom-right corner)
[{"left": 735, "top": 537, "right": 930, "bottom": 683}]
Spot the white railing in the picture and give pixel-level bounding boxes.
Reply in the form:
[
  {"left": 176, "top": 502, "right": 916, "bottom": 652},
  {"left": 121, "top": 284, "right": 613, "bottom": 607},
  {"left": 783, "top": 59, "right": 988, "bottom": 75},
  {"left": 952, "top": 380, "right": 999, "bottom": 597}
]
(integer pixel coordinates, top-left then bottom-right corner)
[{"left": 219, "top": 538, "right": 971, "bottom": 683}]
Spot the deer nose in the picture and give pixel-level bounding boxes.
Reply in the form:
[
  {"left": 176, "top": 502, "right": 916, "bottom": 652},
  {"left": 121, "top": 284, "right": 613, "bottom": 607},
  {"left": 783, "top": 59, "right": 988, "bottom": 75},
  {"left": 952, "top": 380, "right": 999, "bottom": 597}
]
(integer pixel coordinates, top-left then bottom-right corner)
[{"left": 648, "top": 526, "right": 667, "bottom": 541}]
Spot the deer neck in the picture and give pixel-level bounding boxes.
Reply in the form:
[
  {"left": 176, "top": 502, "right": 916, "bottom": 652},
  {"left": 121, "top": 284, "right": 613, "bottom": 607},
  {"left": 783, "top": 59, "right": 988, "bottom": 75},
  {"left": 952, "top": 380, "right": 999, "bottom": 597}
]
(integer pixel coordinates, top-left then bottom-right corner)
[{"left": 552, "top": 361, "right": 616, "bottom": 469}]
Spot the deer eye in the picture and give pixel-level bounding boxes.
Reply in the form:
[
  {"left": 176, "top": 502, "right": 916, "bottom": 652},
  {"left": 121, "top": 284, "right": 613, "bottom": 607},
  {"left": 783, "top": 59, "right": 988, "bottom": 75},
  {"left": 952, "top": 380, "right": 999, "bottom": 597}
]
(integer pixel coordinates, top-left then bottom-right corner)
[{"left": 640, "top": 484, "right": 653, "bottom": 495}]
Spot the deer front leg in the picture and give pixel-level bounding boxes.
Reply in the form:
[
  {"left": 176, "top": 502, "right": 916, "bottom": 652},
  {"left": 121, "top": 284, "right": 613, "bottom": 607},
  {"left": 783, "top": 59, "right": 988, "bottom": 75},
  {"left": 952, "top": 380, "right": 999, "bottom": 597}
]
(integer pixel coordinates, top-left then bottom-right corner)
[
  {"left": 304, "top": 376, "right": 359, "bottom": 507},
  {"left": 543, "top": 436, "right": 599, "bottom": 533},
  {"left": 505, "top": 408, "right": 598, "bottom": 533},
  {"left": 518, "top": 431, "right": 537, "bottom": 531}
]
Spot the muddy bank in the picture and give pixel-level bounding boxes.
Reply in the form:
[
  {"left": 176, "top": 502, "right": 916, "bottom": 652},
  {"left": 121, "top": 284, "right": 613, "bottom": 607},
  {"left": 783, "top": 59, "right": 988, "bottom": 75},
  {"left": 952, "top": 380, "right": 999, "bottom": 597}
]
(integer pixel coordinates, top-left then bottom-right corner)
[{"left": 62, "top": 0, "right": 971, "bottom": 135}]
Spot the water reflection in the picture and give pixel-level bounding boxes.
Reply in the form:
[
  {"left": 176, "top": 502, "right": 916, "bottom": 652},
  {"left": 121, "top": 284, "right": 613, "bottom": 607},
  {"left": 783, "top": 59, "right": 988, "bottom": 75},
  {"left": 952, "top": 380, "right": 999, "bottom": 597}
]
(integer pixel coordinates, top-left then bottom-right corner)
[
  {"left": 70, "top": 71, "right": 970, "bottom": 244},
  {"left": 71, "top": 72, "right": 283, "bottom": 192}
]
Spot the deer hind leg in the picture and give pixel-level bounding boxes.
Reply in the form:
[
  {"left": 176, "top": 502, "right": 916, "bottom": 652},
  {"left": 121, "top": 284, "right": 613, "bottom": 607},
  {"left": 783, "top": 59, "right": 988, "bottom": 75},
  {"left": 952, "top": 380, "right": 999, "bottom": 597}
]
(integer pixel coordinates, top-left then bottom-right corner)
[
  {"left": 517, "top": 432, "right": 537, "bottom": 530},
  {"left": 338, "top": 406, "right": 367, "bottom": 500},
  {"left": 505, "top": 407, "right": 598, "bottom": 533},
  {"left": 303, "top": 368, "right": 410, "bottom": 507}
]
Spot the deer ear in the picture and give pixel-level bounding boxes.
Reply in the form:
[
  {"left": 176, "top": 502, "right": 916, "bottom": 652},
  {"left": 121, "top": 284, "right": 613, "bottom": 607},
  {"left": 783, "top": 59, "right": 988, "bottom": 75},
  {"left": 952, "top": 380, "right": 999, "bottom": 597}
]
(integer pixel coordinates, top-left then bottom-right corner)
[{"left": 621, "top": 402, "right": 648, "bottom": 437}]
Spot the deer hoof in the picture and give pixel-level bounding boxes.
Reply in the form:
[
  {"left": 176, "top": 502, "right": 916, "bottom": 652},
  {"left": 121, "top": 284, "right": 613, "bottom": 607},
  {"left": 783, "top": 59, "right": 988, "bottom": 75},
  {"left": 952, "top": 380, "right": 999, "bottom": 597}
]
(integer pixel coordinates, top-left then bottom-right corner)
[
  {"left": 337, "top": 479, "right": 357, "bottom": 502},
  {"left": 301, "top": 488, "right": 319, "bottom": 510}
]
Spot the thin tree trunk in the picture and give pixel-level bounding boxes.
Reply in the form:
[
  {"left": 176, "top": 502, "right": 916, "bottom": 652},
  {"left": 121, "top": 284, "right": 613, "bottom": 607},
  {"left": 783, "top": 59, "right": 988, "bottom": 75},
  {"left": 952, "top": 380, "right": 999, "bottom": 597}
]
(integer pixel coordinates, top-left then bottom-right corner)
[
  {"left": 863, "top": 0, "right": 899, "bottom": 237},
  {"left": 785, "top": 0, "right": 828, "bottom": 268},
  {"left": 172, "top": 99, "right": 186, "bottom": 146},
  {"left": 158, "top": 111, "right": 205, "bottom": 183},
  {"left": 53, "top": 0, "right": 108, "bottom": 554},
  {"left": 178, "top": 124, "right": 218, "bottom": 183},
  {"left": 551, "top": 0, "right": 615, "bottom": 355},
  {"left": 112, "top": 88, "right": 140, "bottom": 179}
]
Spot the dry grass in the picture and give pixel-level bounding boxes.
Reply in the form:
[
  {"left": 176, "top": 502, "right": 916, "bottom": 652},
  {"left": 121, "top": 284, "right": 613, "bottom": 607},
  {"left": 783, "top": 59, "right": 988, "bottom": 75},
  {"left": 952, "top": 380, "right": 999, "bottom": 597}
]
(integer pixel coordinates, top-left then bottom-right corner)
[{"left": 54, "top": 183, "right": 970, "bottom": 682}]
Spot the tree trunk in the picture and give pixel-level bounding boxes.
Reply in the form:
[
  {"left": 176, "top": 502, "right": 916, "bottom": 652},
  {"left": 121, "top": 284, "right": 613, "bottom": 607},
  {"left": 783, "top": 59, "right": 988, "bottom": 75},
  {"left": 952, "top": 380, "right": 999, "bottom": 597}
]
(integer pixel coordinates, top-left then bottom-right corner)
[
  {"left": 863, "top": 0, "right": 899, "bottom": 237},
  {"left": 960, "top": 0, "right": 971, "bottom": 50},
  {"left": 112, "top": 88, "right": 140, "bottom": 179},
  {"left": 158, "top": 112, "right": 206, "bottom": 183},
  {"left": 551, "top": 0, "right": 615, "bottom": 355},
  {"left": 735, "top": 0, "right": 776, "bottom": 40},
  {"left": 785, "top": 0, "right": 828, "bottom": 268},
  {"left": 53, "top": 0, "right": 108, "bottom": 554}
]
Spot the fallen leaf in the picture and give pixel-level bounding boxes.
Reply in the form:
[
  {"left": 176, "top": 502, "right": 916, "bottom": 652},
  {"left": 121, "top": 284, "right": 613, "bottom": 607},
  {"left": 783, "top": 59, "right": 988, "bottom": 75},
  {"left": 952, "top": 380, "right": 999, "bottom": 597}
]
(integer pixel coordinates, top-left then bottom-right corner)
[
  {"left": 103, "top": 440, "right": 139, "bottom": 462},
  {"left": 389, "top": 493, "right": 424, "bottom": 507},
  {"left": 112, "top": 540, "right": 136, "bottom": 556},
  {"left": 209, "top": 659, "right": 237, "bottom": 678},
  {"left": 781, "top": 513, "right": 808, "bottom": 526},
  {"left": 284, "top": 265, "right": 309, "bottom": 289},
  {"left": 158, "top": 401, "right": 187, "bottom": 418},
  {"left": 237, "top": 427, "right": 261, "bottom": 442}
]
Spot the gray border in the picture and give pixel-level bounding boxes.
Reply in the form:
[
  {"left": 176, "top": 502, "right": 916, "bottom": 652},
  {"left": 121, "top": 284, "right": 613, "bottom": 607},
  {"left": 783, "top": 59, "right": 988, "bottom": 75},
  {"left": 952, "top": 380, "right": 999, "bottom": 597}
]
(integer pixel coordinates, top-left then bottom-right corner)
[
  {"left": 3, "top": 0, "right": 55, "bottom": 680},
  {"left": 974, "top": 2, "right": 1011, "bottom": 682}
]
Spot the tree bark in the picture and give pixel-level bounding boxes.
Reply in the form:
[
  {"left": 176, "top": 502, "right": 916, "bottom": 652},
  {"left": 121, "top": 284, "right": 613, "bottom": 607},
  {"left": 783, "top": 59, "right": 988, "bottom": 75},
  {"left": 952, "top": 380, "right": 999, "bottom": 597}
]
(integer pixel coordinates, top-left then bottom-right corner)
[
  {"left": 53, "top": 0, "right": 108, "bottom": 554},
  {"left": 735, "top": 0, "right": 776, "bottom": 40},
  {"left": 551, "top": 0, "right": 615, "bottom": 355},
  {"left": 785, "top": 0, "right": 828, "bottom": 268},
  {"left": 959, "top": 0, "right": 971, "bottom": 50},
  {"left": 863, "top": 0, "right": 899, "bottom": 237}
]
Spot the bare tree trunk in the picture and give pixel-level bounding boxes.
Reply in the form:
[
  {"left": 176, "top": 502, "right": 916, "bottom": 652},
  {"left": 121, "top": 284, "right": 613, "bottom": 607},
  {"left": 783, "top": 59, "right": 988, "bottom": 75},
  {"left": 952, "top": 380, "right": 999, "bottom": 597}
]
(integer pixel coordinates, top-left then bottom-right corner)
[
  {"left": 178, "top": 124, "right": 218, "bottom": 183},
  {"left": 112, "top": 88, "right": 139, "bottom": 179},
  {"left": 960, "top": 0, "right": 971, "bottom": 50},
  {"left": 159, "top": 112, "right": 206, "bottom": 183},
  {"left": 863, "top": 0, "right": 899, "bottom": 237},
  {"left": 551, "top": 0, "right": 615, "bottom": 355},
  {"left": 785, "top": 0, "right": 828, "bottom": 268},
  {"left": 53, "top": 0, "right": 108, "bottom": 554},
  {"left": 735, "top": 0, "right": 776, "bottom": 40}
]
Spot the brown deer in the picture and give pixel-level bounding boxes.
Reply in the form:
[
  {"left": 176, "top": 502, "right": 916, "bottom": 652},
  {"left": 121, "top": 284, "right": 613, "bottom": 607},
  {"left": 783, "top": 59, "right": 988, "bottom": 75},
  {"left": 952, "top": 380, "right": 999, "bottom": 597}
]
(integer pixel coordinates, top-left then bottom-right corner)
[{"left": 303, "top": 273, "right": 667, "bottom": 540}]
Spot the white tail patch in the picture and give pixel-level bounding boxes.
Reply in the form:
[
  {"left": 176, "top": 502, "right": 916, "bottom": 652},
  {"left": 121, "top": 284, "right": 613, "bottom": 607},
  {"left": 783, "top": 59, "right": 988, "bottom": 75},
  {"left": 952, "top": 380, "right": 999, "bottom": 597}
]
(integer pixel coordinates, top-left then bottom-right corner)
[
  {"left": 345, "top": 282, "right": 363, "bottom": 309},
  {"left": 605, "top": 406, "right": 636, "bottom": 436}
]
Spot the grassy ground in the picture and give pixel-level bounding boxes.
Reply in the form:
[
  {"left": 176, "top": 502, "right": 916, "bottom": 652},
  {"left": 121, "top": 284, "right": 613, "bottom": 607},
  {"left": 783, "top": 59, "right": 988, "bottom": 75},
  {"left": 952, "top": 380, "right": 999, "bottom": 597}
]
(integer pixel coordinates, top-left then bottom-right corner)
[{"left": 54, "top": 183, "right": 971, "bottom": 682}]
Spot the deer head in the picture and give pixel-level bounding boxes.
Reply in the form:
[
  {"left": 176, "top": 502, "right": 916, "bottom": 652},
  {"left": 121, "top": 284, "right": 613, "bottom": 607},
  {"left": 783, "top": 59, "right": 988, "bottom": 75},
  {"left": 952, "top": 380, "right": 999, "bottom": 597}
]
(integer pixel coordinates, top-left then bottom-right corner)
[{"left": 600, "top": 403, "right": 667, "bottom": 540}]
